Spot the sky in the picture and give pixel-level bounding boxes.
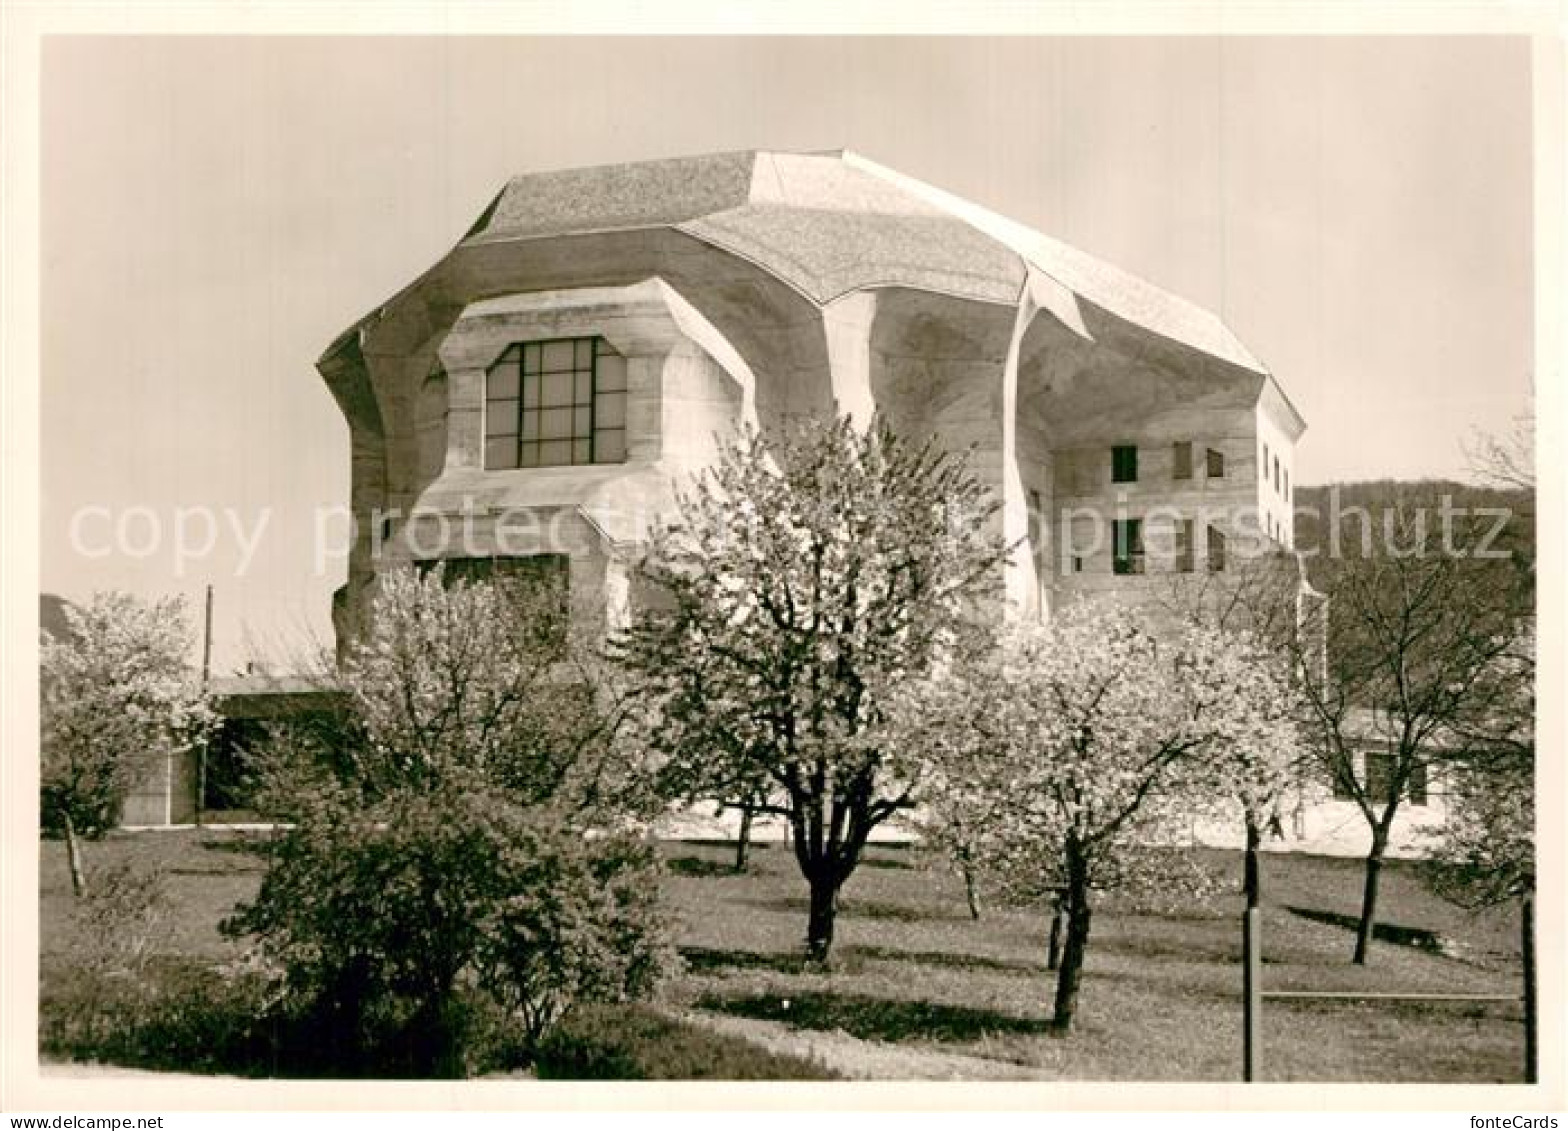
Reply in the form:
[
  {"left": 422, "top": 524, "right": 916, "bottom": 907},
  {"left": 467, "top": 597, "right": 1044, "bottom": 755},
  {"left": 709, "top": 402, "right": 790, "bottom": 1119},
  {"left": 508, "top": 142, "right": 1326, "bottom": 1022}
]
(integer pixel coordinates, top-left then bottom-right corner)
[{"left": 36, "top": 34, "right": 1540, "bottom": 671}]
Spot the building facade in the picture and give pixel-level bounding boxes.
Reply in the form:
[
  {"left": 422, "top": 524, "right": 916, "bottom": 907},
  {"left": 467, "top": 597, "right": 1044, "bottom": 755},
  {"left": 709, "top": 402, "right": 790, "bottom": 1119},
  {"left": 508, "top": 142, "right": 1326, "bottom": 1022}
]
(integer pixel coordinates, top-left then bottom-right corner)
[{"left": 318, "top": 150, "right": 1306, "bottom": 646}]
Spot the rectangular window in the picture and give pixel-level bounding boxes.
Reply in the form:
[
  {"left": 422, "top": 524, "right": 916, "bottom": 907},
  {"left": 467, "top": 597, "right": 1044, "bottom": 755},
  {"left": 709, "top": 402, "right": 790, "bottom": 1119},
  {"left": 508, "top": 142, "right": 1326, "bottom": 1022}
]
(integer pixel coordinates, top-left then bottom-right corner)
[
  {"left": 1207, "top": 525, "right": 1226, "bottom": 572},
  {"left": 1027, "top": 489, "right": 1044, "bottom": 561},
  {"left": 1409, "top": 759, "right": 1428, "bottom": 806},
  {"left": 1113, "top": 518, "right": 1144, "bottom": 575},
  {"left": 1175, "top": 517, "right": 1194, "bottom": 573},
  {"left": 1364, "top": 751, "right": 1395, "bottom": 805},
  {"left": 1284, "top": 467, "right": 1290, "bottom": 501},
  {"left": 1353, "top": 750, "right": 1427, "bottom": 806},
  {"left": 1274, "top": 456, "right": 1281, "bottom": 493},
  {"left": 1331, "top": 758, "right": 1356, "bottom": 800},
  {"left": 1262, "top": 441, "right": 1269, "bottom": 480},
  {"left": 1172, "top": 441, "right": 1192, "bottom": 481},
  {"left": 484, "top": 336, "right": 628, "bottom": 469},
  {"left": 1112, "top": 444, "right": 1138, "bottom": 484},
  {"left": 415, "top": 554, "right": 571, "bottom": 653},
  {"left": 1206, "top": 447, "right": 1225, "bottom": 478}
]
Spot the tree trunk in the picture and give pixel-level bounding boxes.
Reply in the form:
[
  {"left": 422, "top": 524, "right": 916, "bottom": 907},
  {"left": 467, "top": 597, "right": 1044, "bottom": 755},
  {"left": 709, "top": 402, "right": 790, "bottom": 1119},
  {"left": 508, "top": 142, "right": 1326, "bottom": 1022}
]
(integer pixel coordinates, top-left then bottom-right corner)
[
  {"left": 734, "top": 805, "right": 754, "bottom": 872},
  {"left": 1243, "top": 816, "right": 1262, "bottom": 910},
  {"left": 1051, "top": 847, "right": 1093, "bottom": 1034},
  {"left": 411, "top": 983, "right": 465, "bottom": 1079},
  {"left": 63, "top": 811, "right": 87, "bottom": 898},
  {"left": 805, "top": 870, "right": 839, "bottom": 963},
  {"left": 1352, "top": 829, "right": 1389, "bottom": 965},
  {"left": 961, "top": 860, "right": 982, "bottom": 920},
  {"left": 1047, "top": 892, "right": 1064, "bottom": 971}
]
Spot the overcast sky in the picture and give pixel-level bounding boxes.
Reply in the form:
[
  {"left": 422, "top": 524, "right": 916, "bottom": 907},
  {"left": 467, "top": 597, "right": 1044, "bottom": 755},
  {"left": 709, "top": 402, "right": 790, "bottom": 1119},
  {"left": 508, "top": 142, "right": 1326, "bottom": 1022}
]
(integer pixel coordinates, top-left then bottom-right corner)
[{"left": 38, "top": 35, "right": 1537, "bottom": 670}]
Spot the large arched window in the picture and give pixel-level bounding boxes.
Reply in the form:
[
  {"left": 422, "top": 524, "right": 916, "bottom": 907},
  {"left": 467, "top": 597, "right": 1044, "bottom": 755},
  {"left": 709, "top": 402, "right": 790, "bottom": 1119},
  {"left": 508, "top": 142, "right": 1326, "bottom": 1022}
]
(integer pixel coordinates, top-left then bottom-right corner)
[{"left": 484, "top": 337, "right": 628, "bottom": 469}]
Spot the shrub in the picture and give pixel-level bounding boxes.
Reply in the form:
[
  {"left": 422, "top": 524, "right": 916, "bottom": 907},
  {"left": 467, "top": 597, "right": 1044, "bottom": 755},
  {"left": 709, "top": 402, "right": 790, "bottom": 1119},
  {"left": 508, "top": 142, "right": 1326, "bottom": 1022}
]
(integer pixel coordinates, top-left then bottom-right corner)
[
  {"left": 224, "top": 783, "right": 672, "bottom": 1077},
  {"left": 222, "top": 569, "right": 675, "bottom": 1077},
  {"left": 39, "top": 957, "right": 274, "bottom": 1076},
  {"left": 534, "top": 1003, "right": 840, "bottom": 1080},
  {"left": 67, "top": 860, "right": 171, "bottom": 979}
]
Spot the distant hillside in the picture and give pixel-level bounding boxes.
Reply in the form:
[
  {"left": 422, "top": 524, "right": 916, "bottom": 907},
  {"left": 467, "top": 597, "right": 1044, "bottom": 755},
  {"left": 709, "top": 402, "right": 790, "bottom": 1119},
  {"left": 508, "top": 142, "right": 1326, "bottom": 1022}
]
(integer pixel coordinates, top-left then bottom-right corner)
[{"left": 1293, "top": 478, "right": 1534, "bottom": 588}]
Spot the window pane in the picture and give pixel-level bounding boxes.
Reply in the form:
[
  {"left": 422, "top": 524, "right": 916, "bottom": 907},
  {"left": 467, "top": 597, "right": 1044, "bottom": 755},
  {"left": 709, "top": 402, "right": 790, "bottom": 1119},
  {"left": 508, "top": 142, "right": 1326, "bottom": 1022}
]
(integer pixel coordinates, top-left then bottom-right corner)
[
  {"left": 596, "top": 354, "right": 627, "bottom": 393},
  {"left": 574, "top": 406, "right": 592, "bottom": 436},
  {"left": 1207, "top": 448, "right": 1225, "bottom": 478},
  {"left": 541, "top": 340, "right": 575, "bottom": 371},
  {"left": 575, "top": 339, "right": 594, "bottom": 368},
  {"left": 573, "top": 438, "right": 592, "bottom": 465},
  {"left": 1173, "top": 441, "right": 1192, "bottom": 480},
  {"left": 485, "top": 437, "right": 517, "bottom": 469},
  {"left": 522, "top": 343, "right": 541, "bottom": 374},
  {"left": 594, "top": 429, "right": 626, "bottom": 463},
  {"left": 1410, "top": 760, "right": 1428, "bottom": 805},
  {"left": 574, "top": 370, "right": 593, "bottom": 403},
  {"left": 595, "top": 390, "right": 627, "bottom": 428},
  {"left": 539, "top": 407, "right": 573, "bottom": 440},
  {"left": 538, "top": 439, "right": 573, "bottom": 467},
  {"left": 542, "top": 371, "right": 574, "bottom": 406},
  {"left": 523, "top": 373, "right": 539, "bottom": 408},
  {"left": 485, "top": 399, "right": 517, "bottom": 437},
  {"left": 1365, "top": 752, "right": 1392, "bottom": 803},
  {"left": 521, "top": 413, "right": 538, "bottom": 441},
  {"left": 487, "top": 362, "right": 519, "bottom": 401},
  {"left": 519, "top": 442, "right": 539, "bottom": 468}
]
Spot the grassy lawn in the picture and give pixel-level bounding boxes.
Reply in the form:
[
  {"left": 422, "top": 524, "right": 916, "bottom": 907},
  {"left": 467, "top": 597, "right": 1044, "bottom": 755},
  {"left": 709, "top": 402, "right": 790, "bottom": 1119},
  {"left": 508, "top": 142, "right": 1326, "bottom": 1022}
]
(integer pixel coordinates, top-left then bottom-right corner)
[{"left": 38, "top": 830, "right": 1527, "bottom": 1082}]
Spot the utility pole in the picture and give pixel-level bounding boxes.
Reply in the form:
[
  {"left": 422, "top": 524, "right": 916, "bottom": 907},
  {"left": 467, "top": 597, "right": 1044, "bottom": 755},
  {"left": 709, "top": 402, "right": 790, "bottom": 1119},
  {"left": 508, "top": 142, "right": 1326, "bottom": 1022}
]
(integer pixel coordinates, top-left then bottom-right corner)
[{"left": 197, "top": 584, "right": 213, "bottom": 827}]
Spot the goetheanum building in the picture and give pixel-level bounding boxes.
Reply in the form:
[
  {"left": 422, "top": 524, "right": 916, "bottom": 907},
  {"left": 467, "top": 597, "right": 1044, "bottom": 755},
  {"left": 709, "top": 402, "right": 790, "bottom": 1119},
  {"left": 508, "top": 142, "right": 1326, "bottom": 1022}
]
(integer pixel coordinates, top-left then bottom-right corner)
[{"left": 319, "top": 149, "right": 1306, "bottom": 648}]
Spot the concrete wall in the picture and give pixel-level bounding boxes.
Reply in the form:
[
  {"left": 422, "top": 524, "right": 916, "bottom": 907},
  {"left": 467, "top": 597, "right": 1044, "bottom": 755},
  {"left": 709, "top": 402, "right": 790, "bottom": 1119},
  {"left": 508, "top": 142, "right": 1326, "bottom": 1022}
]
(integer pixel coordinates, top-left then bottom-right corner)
[
  {"left": 1050, "top": 403, "right": 1266, "bottom": 606},
  {"left": 1255, "top": 390, "right": 1301, "bottom": 551},
  {"left": 335, "top": 279, "right": 756, "bottom": 644}
]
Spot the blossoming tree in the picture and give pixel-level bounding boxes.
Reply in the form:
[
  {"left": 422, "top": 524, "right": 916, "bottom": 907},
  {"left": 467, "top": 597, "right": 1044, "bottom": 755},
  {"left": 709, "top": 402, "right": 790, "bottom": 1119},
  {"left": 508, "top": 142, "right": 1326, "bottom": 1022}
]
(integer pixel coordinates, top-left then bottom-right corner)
[
  {"left": 613, "top": 415, "right": 1010, "bottom": 962},
  {"left": 40, "top": 591, "right": 214, "bottom": 895}
]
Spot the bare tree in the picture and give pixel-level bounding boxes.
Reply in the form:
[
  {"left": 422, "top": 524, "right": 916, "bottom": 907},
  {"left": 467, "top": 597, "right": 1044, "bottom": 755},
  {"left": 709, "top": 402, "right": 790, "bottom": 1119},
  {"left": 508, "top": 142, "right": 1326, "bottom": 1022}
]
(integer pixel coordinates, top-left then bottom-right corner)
[
  {"left": 1464, "top": 403, "right": 1534, "bottom": 491},
  {"left": 1291, "top": 489, "right": 1532, "bottom": 963}
]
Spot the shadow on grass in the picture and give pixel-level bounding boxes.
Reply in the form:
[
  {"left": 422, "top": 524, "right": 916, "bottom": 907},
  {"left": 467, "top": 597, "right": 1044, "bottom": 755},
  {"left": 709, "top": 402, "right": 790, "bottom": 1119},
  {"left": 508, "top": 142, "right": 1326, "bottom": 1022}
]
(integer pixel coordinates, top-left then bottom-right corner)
[
  {"left": 198, "top": 837, "right": 274, "bottom": 859},
  {"left": 845, "top": 944, "right": 1044, "bottom": 976},
  {"left": 739, "top": 894, "right": 973, "bottom": 924},
  {"left": 665, "top": 856, "right": 743, "bottom": 879},
  {"left": 679, "top": 946, "right": 815, "bottom": 976},
  {"left": 1284, "top": 906, "right": 1448, "bottom": 953},
  {"left": 1095, "top": 932, "right": 1241, "bottom": 966},
  {"left": 855, "top": 856, "right": 915, "bottom": 871},
  {"left": 697, "top": 989, "right": 1054, "bottom": 1044}
]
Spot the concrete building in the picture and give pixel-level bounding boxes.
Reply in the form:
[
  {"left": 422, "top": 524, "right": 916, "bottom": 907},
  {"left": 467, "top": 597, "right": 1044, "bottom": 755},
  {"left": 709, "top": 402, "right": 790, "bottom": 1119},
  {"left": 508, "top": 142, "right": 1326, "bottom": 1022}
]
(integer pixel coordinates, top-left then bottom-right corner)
[
  {"left": 317, "top": 149, "right": 1305, "bottom": 645},
  {"left": 104, "top": 152, "right": 1455, "bottom": 856}
]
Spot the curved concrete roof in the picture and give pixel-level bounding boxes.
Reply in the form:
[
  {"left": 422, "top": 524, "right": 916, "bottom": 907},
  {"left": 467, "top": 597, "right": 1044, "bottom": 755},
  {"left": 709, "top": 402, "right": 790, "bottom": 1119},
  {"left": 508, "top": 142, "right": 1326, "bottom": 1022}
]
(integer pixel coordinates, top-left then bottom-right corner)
[{"left": 334, "top": 148, "right": 1270, "bottom": 377}]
